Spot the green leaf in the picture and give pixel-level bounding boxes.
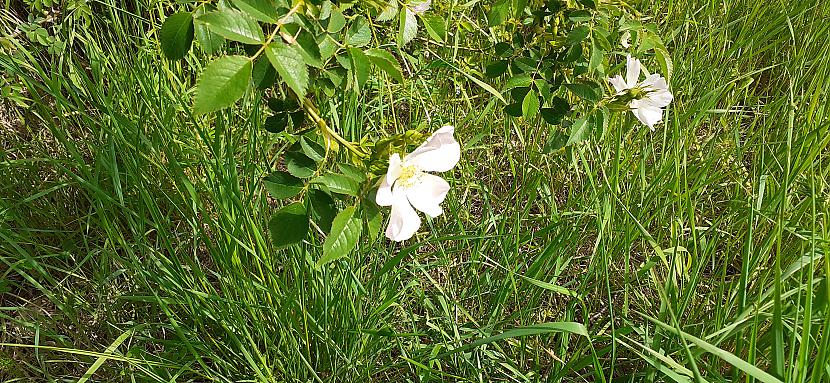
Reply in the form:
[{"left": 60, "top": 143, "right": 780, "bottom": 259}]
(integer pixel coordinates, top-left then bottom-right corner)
[
  {"left": 269, "top": 202, "right": 309, "bottom": 248},
  {"left": 252, "top": 57, "right": 276, "bottom": 89},
  {"left": 318, "top": 206, "right": 362, "bottom": 267},
  {"left": 232, "top": 0, "right": 278, "bottom": 23},
  {"left": 376, "top": 0, "right": 398, "bottom": 22},
  {"left": 540, "top": 97, "right": 569, "bottom": 125},
  {"left": 522, "top": 91, "right": 539, "bottom": 119},
  {"left": 266, "top": 41, "right": 309, "bottom": 97},
  {"left": 503, "top": 102, "right": 522, "bottom": 117},
  {"left": 566, "top": 116, "right": 590, "bottom": 146},
  {"left": 397, "top": 8, "right": 418, "bottom": 46},
  {"left": 485, "top": 60, "right": 508, "bottom": 78},
  {"left": 362, "top": 199, "right": 383, "bottom": 241},
  {"left": 159, "top": 12, "right": 194, "bottom": 60},
  {"left": 568, "top": 9, "right": 591, "bottom": 22},
  {"left": 327, "top": 7, "right": 346, "bottom": 32},
  {"left": 542, "top": 130, "right": 568, "bottom": 153},
  {"left": 285, "top": 151, "right": 316, "bottom": 178},
  {"left": 295, "top": 31, "right": 323, "bottom": 68},
  {"left": 307, "top": 189, "right": 336, "bottom": 232},
  {"left": 654, "top": 46, "right": 673, "bottom": 80},
  {"left": 564, "top": 82, "right": 601, "bottom": 102},
  {"left": 300, "top": 136, "right": 326, "bottom": 162},
  {"left": 337, "top": 163, "right": 366, "bottom": 182},
  {"left": 196, "top": 9, "right": 264, "bottom": 44},
  {"left": 420, "top": 14, "right": 446, "bottom": 42},
  {"left": 566, "top": 25, "right": 590, "bottom": 45},
  {"left": 349, "top": 47, "right": 370, "bottom": 89},
  {"left": 312, "top": 173, "right": 360, "bottom": 195},
  {"left": 365, "top": 48, "right": 403, "bottom": 83},
  {"left": 193, "top": 55, "right": 252, "bottom": 115},
  {"left": 504, "top": 73, "right": 533, "bottom": 90},
  {"left": 264, "top": 113, "right": 288, "bottom": 133},
  {"left": 487, "top": 0, "right": 510, "bottom": 27},
  {"left": 264, "top": 171, "right": 304, "bottom": 199},
  {"left": 194, "top": 7, "right": 225, "bottom": 54},
  {"left": 346, "top": 16, "right": 372, "bottom": 47}
]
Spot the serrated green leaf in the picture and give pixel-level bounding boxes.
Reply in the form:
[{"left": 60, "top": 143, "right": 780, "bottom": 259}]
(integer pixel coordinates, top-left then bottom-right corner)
[
  {"left": 568, "top": 9, "right": 591, "bottom": 22},
  {"left": 264, "top": 171, "right": 304, "bottom": 199},
  {"left": 485, "top": 60, "right": 508, "bottom": 78},
  {"left": 196, "top": 9, "right": 264, "bottom": 44},
  {"left": 654, "top": 46, "right": 673, "bottom": 80},
  {"left": 564, "top": 82, "right": 600, "bottom": 102},
  {"left": 363, "top": 199, "right": 383, "bottom": 242},
  {"left": 346, "top": 16, "right": 372, "bottom": 47},
  {"left": 566, "top": 116, "right": 590, "bottom": 146},
  {"left": 312, "top": 173, "right": 360, "bottom": 195},
  {"left": 193, "top": 55, "right": 252, "bottom": 115},
  {"left": 376, "top": 0, "right": 398, "bottom": 22},
  {"left": 232, "top": 0, "right": 278, "bottom": 23},
  {"left": 522, "top": 91, "right": 539, "bottom": 119},
  {"left": 300, "top": 136, "right": 326, "bottom": 162},
  {"left": 285, "top": 151, "right": 316, "bottom": 178},
  {"left": 266, "top": 41, "right": 309, "bottom": 97},
  {"left": 337, "top": 163, "right": 366, "bottom": 182},
  {"left": 307, "top": 189, "right": 336, "bottom": 232},
  {"left": 327, "top": 7, "right": 346, "bottom": 32},
  {"left": 252, "top": 57, "right": 276, "bottom": 89},
  {"left": 318, "top": 206, "right": 362, "bottom": 266},
  {"left": 540, "top": 97, "right": 569, "bottom": 125},
  {"left": 420, "top": 14, "right": 446, "bottom": 42},
  {"left": 349, "top": 47, "right": 370, "bottom": 88},
  {"left": 397, "top": 8, "right": 418, "bottom": 46},
  {"left": 194, "top": 6, "right": 225, "bottom": 54},
  {"left": 365, "top": 48, "right": 403, "bottom": 83},
  {"left": 566, "top": 25, "right": 590, "bottom": 45},
  {"left": 542, "top": 130, "right": 568, "bottom": 153},
  {"left": 269, "top": 202, "right": 308, "bottom": 248},
  {"left": 159, "top": 12, "right": 194, "bottom": 60},
  {"left": 295, "top": 31, "right": 323, "bottom": 68},
  {"left": 487, "top": 0, "right": 509, "bottom": 27},
  {"left": 264, "top": 113, "right": 288, "bottom": 133}
]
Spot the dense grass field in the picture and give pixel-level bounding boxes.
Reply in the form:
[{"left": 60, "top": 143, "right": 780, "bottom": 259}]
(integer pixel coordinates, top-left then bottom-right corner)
[{"left": 2, "top": 0, "right": 829, "bottom": 381}]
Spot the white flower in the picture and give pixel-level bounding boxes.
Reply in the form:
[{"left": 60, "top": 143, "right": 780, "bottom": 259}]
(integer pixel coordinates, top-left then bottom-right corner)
[
  {"left": 409, "top": 0, "right": 431, "bottom": 15},
  {"left": 608, "top": 55, "right": 674, "bottom": 130},
  {"left": 376, "top": 125, "right": 460, "bottom": 242}
]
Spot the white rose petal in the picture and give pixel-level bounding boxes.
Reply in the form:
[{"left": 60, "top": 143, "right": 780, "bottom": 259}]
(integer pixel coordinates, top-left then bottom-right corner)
[{"left": 376, "top": 125, "right": 460, "bottom": 241}]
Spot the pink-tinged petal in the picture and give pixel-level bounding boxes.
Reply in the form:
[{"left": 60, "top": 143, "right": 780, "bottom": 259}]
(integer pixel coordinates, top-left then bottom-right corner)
[
  {"left": 386, "top": 153, "right": 402, "bottom": 185},
  {"left": 385, "top": 188, "right": 421, "bottom": 241},
  {"left": 608, "top": 75, "right": 628, "bottom": 94},
  {"left": 376, "top": 177, "right": 394, "bottom": 206},
  {"left": 406, "top": 173, "right": 449, "bottom": 218},
  {"left": 625, "top": 55, "right": 641, "bottom": 88},
  {"left": 409, "top": 0, "right": 430, "bottom": 14},
  {"left": 404, "top": 125, "right": 461, "bottom": 172}
]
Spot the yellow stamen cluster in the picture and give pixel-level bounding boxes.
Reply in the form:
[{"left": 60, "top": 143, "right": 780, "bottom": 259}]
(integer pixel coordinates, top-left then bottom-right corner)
[{"left": 396, "top": 164, "right": 421, "bottom": 188}]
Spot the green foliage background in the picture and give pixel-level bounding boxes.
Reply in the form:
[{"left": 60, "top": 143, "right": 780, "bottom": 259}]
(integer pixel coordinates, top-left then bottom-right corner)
[{"left": 1, "top": 0, "right": 829, "bottom": 381}]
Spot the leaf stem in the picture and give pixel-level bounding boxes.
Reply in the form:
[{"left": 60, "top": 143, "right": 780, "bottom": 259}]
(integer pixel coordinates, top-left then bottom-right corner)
[{"left": 302, "top": 98, "right": 368, "bottom": 158}]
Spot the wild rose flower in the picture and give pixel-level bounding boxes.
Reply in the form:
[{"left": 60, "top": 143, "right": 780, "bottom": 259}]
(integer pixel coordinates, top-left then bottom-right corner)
[
  {"left": 376, "top": 126, "right": 460, "bottom": 241},
  {"left": 608, "top": 55, "right": 674, "bottom": 130},
  {"left": 409, "top": 0, "right": 431, "bottom": 15}
]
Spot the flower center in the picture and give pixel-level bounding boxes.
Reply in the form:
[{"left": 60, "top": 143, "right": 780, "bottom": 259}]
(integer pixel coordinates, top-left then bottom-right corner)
[
  {"left": 396, "top": 164, "right": 421, "bottom": 188},
  {"left": 629, "top": 87, "right": 648, "bottom": 99}
]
